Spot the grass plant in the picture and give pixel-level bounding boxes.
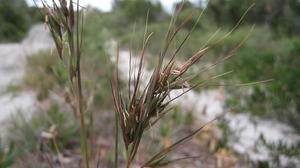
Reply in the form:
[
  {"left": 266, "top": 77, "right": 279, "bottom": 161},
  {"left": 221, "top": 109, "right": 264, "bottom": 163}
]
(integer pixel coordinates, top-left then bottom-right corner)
[
  {"left": 41, "top": 0, "right": 89, "bottom": 167},
  {"left": 0, "top": 142, "right": 15, "bottom": 168},
  {"left": 39, "top": 0, "right": 271, "bottom": 167},
  {"left": 110, "top": 2, "right": 270, "bottom": 168},
  {"left": 4, "top": 103, "right": 77, "bottom": 167}
]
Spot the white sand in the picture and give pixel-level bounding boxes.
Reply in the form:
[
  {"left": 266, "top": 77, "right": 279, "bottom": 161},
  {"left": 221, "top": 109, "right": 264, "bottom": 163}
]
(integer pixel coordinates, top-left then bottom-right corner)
[{"left": 0, "top": 24, "right": 54, "bottom": 135}]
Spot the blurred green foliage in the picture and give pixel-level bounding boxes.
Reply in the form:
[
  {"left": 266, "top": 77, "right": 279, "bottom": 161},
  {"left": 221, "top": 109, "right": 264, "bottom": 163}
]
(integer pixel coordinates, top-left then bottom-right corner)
[
  {"left": 0, "top": 143, "right": 15, "bottom": 168},
  {"left": 5, "top": 103, "right": 77, "bottom": 161},
  {"left": 223, "top": 27, "right": 300, "bottom": 130},
  {"left": 0, "top": 0, "right": 42, "bottom": 42},
  {"left": 206, "top": 0, "right": 300, "bottom": 36},
  {"left": 24, "top": 11, "right": 113, "bottom": 109},
  {"left": 25, "top": 51, "right": 68, "bottom": 101},
  {"left": 113, "top": 0, "right": 166, "bottom": 24},
  {"left": 259, "top": 135, "right": 300, "bottom": 168}
]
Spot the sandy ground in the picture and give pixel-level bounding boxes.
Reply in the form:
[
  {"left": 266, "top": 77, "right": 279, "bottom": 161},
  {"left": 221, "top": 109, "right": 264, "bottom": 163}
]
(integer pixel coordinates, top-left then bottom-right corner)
[{"left": 0, "top": 24, "right": 54, "bottom": 128}]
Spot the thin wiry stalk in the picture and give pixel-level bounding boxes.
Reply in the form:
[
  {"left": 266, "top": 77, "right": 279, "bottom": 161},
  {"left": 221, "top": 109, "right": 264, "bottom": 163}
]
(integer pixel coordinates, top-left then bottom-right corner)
[
  {"left": 75, "top": 0, "right": 89, "bottom": 167},
  {"left": 114, "top": 111, "right": 119, "bottom": 168},
  {"left": 41, "top": 0, "right": 89, "bottom": 167},
  {"left": 44, "top": 154, "right": 55, "bottom": 168},
  {"left": 53, "top": 137, "right": 65, "bottom": 168},
  {"left": 114, "top": 43, "right": 120, "bottom": 168}
]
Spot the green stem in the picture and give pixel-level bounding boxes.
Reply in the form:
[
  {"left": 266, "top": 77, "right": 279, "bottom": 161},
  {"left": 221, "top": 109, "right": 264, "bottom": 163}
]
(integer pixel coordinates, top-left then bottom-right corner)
[
  {"left": 114, "top": 113, "right": 119, "bottom": 168},
  {"left": 76, "top": 1, "right": 89, "bottom": 167}
]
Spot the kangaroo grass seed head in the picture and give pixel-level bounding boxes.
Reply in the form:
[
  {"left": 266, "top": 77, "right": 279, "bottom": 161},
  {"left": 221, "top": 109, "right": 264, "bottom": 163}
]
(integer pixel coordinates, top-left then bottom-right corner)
[
  {"left": 42, "top": 0, "right": 74, "bottom": 58},
  {"left": 111, "top": 1, "right": 270, "bottom": 167},
  {"left": 41, "top": 0, "right": 84, "bottom": 82},
  {"left": 41, "top": 1, "right": 90, "bottom": 168}
]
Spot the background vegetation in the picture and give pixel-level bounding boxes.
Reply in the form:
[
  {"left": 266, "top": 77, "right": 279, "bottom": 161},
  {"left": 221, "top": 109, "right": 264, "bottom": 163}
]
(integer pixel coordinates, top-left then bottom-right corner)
[{"left": 0, "top": 0, "right": 42, "bottom": 42}]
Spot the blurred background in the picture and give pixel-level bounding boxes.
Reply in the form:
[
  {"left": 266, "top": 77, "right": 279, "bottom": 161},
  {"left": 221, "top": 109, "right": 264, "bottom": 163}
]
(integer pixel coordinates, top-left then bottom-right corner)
[{"left": 0, "top": 0, "right": 299, "bottom": 167}]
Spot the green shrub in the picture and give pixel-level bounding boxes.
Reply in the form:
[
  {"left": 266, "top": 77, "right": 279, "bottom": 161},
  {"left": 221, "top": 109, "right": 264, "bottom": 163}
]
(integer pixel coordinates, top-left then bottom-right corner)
[
  {"left": 0, "top": 143, "right": 15, "bottom": 168},
  {"left": 223, "top": 29, "right": 300, "bottom": 130},
  {"left": 5, "top": 103, "right": 77, "bottom": 157},
  {"left": 113, "top": 0, "right": 166, "bottom": 24},
  {"left": 0, "top": 0, "right": 30, "bottom": 42},
  {"left": 24, "top": 51, "right": 67, "bottom": 101}
]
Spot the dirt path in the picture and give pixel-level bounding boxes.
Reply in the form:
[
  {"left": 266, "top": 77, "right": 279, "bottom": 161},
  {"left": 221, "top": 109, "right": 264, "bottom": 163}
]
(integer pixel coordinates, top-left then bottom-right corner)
[{"left": 0, "top": 24, "right": 53, "bottom": 126}]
